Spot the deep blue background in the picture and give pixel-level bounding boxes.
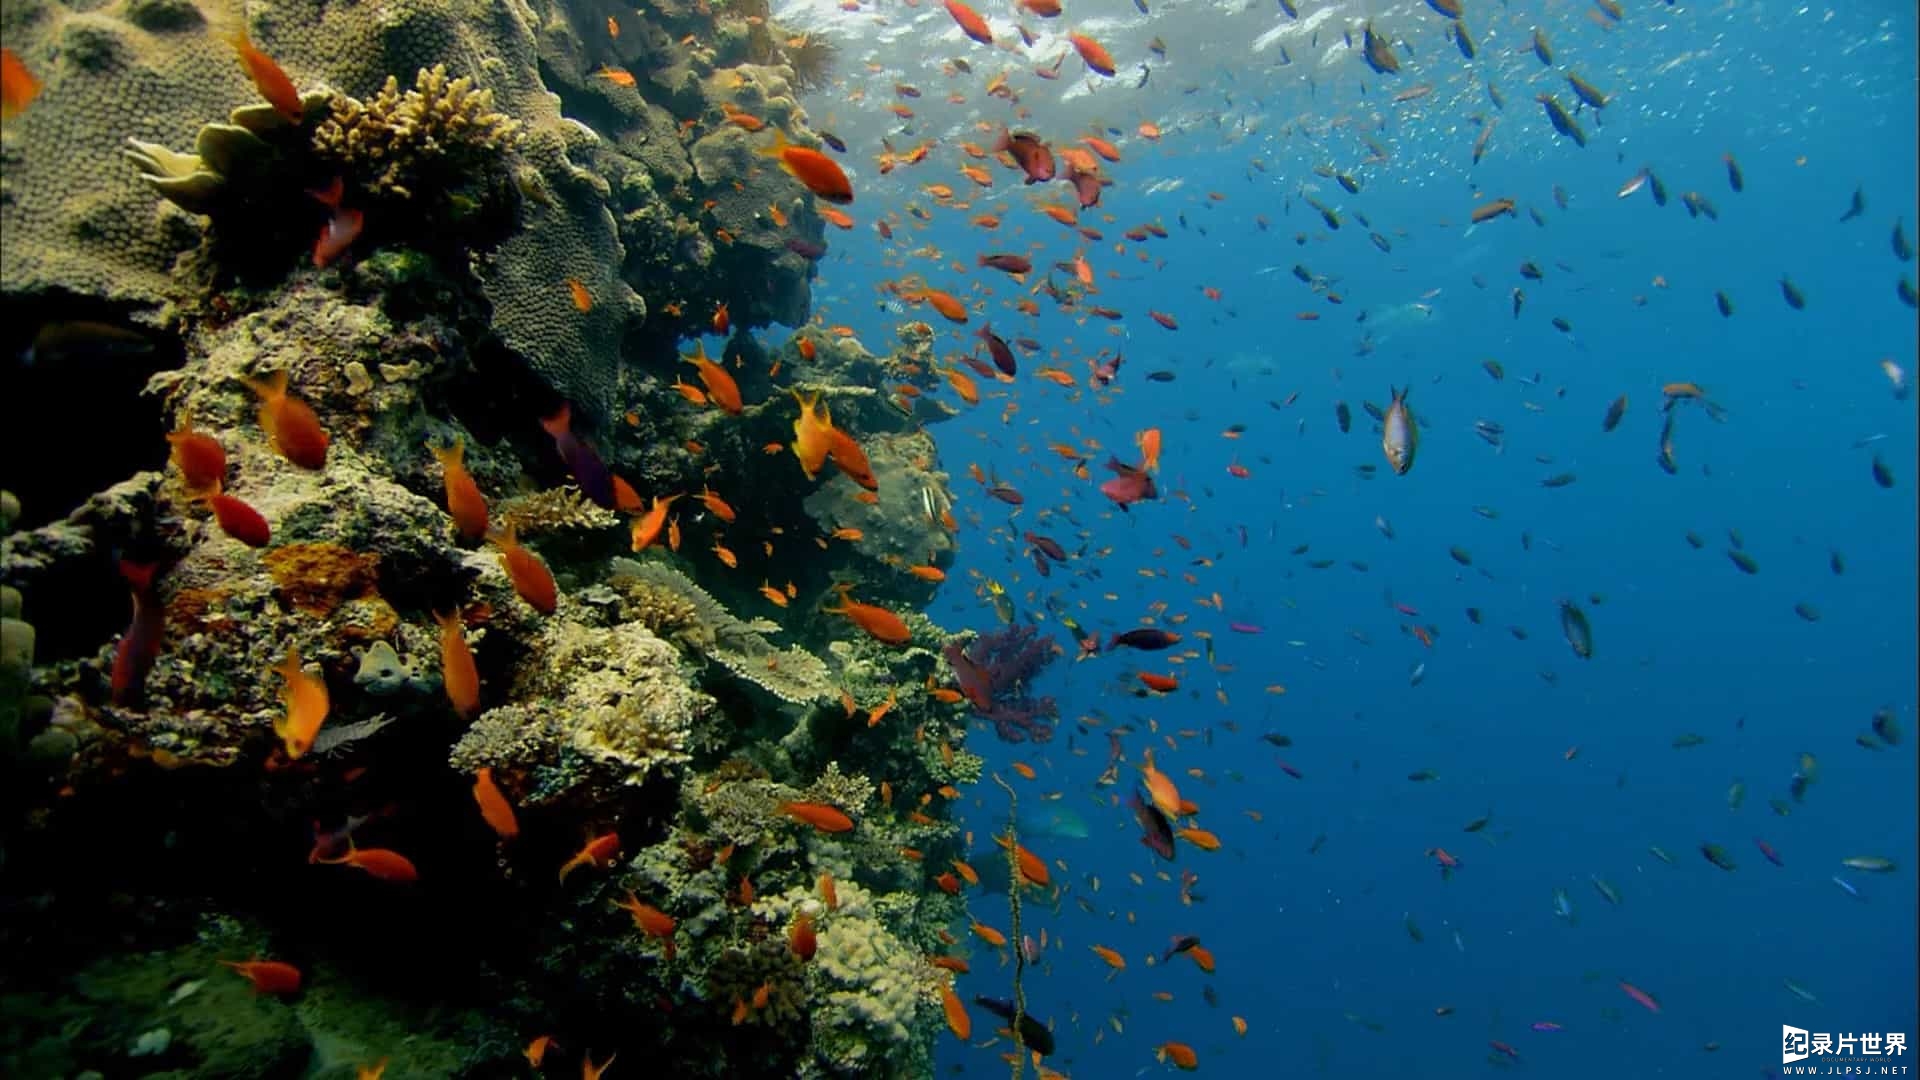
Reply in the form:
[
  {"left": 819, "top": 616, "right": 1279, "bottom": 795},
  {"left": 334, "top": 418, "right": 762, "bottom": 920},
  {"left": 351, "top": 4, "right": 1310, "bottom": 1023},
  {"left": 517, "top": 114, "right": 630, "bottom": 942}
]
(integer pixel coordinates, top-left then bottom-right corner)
[{"left": 788, "top": 1, "right": 1917, "bottom": 1074}]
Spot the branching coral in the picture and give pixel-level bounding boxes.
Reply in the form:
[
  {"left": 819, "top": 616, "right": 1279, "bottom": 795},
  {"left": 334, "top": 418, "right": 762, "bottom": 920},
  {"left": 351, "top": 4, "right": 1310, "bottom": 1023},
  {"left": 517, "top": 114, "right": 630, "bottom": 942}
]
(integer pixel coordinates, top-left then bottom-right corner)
[{"left": 312, "top": 64, "right": 523, "bottom": 201}]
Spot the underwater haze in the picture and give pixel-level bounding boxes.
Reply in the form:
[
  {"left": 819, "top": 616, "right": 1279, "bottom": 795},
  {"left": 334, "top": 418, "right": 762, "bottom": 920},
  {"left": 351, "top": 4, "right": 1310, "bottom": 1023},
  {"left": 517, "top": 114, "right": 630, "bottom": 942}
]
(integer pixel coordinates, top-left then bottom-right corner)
[{"left": 1, "top": 0, "right": 1915, "bottom": 1077}]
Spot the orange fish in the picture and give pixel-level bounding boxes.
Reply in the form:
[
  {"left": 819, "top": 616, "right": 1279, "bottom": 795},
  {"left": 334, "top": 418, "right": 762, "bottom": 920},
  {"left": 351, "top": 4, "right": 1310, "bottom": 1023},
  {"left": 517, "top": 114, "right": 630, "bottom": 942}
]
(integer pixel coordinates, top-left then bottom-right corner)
[
  {"left": 866, "top": 687, "right": 898, "bottom": 727},
  {"left": 615, "top": 890, "right": 677, "bottom": 959},
  {"left": 314, "top": 843, "right": 419, "bottom": 882},
  {"left": 827, "top": 427, "right": 878, "bottom": 490},
  {"left": 245, "top": 370, "right": 329, "bottom": 470},
  {"left": 490, "top": 526, "right": 557, "bottom": 614},
  {"left": 712, "top": 302, "right": 731, "bottom": 334},
  {"left": 685, "top": 342, "right": 743, "bottom": 413},
  {"left": 583, "top": 1051, "right": 617, "bottom": 1080},
  {"left": 1069, "top": 32, "right": 1117, "bottom": 76},
  {"left": 227, "top": 30, "right": 303, "bottom": 123},
  {"left": 759, "top": 581, "right": 790, "bottom": 607},
  {"left": 996, "top": 834, "right": 1050, "bottom": 886},
  {"left": 971, "top": 921, "right": 1007, "bottom": 947},
  {"left": 1136, "top": 427, "right": 1162, "bottom": 473},
  {"left": 699, "top": 486, "right": 737, "bottom": 523},
  {"left": 778, "top": 801, "right": 855, "bottom": 832},
  {"left": 943, "top": 0, "right": 994, "bottom": 44},
  {"left": 269, "top": 649, "right": 329, "bottom": 759},
  {"left": 566, "top": 278, "right": 593, "bottom": 312},
  {"left": 435, "top": 610, "right": 480, "bottom": 718},
  {"left": 941, "top": 982, "right": 972, "bottom": 1039},
  {"left": 1091, "top": 944, "right": 1126, "bottom": 970},
  {"left": 1157, "top": 1042, "right": 1199, "bottom": 1070},
  {"left": 221, "top": 958, "right": 303, "bottom": 995},
  {"left": 166, "top": 421, "right": 227, "bottom": 493},
  {"left": 524, "top": 1036, "right": 555, "bottom": 1067},
  {"left": 471, "top": 766, "right": 519, "bottom": 840},
  {"left": 790, "top": 912, "right": 817, "bottom": 960},
  {"left": 790, "top": 389, "right": 836, "bottom": 478},
  {"left": 1, "top": 47, "right": 43, "bottom": 120},
  {"left": 428, "top": 437, "right": 488, "bottom": 541},
  {"left": 1142, "top": 748, "right": 1182, "bottom": 818},
  {"left": 758, "top": 129, "right": 853, "bottom": 204},
  {"left": 1176, "top": 826, "right": 1221, "bottom": 851},
  {"left": 825, "top": 584, "right": 912, "bottom": 645},
  {"left": 593, "top": 65, "right": 637, "bottom": 87},
  {"left": 559, "top": 831, "right": 621, "bottom": 883},
  {"left": 630, "top": 493, "right": 682, "bottom": 550}
]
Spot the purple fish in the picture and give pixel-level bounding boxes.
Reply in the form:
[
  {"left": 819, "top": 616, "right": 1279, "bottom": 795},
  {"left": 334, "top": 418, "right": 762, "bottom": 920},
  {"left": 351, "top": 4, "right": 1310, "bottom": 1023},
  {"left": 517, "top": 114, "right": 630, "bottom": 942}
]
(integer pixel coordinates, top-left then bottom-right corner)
[
  {"left": 1229, "top": 621, "right": 1263, "bottom": 634},
  {"left": 1098, "top": 455, "right": 1157, "bottom": 510},
  {"left": 1530, "top": 1022, "right": 1564, "bottom": 1033},
  {"left": 1128, "top": 788, "right": 1175, "bottom": 860},
  {"left": 540, "top": 404, "right": 615, "bottom": 508},
  {"left": 786, "top": 237, "right": 827, "bottom": 260}
]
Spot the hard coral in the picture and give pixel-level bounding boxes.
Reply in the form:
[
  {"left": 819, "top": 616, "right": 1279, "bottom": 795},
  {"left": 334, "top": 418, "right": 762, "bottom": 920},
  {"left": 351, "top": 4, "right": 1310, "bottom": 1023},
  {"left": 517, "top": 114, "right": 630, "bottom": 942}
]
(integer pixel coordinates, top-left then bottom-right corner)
[
  {"left": 311, "top": 64, "right": 523, "bottom": 202},
  {"left": 491, "top": 486, "right": 618, "bottom": 536},
  {"left": 448, "top": 620, "right": 708, "bottom": 806}
]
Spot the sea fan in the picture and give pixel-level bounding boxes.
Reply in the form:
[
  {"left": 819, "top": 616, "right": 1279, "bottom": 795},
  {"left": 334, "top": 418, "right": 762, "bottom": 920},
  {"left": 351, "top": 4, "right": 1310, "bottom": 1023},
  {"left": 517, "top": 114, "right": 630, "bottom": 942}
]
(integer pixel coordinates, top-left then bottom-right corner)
[{"left": 784, "top": 33, "right": 839, "bottom": 95}]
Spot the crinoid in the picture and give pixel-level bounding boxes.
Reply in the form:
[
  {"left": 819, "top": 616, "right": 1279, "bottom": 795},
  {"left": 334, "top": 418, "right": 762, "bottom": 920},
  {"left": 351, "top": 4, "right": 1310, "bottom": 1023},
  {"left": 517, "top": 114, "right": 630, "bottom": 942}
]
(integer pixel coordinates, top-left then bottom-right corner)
[{"left": 783, "top": 33, "right": 839, "bottom": 95}]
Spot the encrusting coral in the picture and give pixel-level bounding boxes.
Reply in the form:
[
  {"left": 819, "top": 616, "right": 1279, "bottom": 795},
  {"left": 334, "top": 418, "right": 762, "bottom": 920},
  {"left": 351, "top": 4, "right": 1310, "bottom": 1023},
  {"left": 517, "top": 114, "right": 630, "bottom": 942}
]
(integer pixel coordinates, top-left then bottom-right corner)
[{"left": 449, "top": 619, "right": 708, "bottom": 804}]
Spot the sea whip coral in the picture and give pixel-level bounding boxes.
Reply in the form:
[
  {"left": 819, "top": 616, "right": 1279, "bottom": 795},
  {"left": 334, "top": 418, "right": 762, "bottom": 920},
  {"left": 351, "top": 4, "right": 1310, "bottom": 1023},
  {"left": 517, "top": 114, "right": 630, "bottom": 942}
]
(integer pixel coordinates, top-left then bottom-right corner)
[{"left": 942, "top": 624, "right": 1059, "bottom": 743}]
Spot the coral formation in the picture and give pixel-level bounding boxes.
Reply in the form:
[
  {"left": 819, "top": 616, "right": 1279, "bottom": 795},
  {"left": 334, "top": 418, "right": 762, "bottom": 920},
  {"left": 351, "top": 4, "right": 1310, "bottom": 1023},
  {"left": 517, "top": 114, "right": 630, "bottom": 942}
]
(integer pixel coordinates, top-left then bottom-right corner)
[
  {"left": 311, "top": 64, "right": 522, "bottom": 202},
  {"left": 449, "top": 619, "right": 708, "bottom": 804},
  {"left": 609, "top": 557, "right": 833, "bottom": 705}
]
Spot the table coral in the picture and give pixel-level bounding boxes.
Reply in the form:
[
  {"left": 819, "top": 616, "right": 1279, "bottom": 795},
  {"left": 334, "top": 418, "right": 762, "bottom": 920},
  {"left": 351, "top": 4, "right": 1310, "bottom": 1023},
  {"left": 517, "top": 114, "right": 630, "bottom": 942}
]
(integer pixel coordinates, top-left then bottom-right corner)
[{"left": 608, "top": 558, "right": 832, "bottom": 705}]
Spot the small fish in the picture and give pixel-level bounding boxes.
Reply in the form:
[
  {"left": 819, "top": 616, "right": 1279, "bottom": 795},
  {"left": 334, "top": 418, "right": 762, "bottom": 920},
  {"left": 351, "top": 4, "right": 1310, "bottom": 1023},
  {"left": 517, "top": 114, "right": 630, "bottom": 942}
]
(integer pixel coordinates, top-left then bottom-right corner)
[
  {"left": 1558, "top": 600, "right": 1592, "bottom": 659},
  {"left": 1381, "top": 386, "right": 1417, "bottom": 475}
]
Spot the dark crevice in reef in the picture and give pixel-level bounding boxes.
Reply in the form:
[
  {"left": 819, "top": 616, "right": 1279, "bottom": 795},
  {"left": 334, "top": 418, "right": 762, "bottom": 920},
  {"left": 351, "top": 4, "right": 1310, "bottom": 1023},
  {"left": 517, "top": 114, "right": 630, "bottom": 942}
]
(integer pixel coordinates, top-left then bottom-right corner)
[{"left": 0, "top": 297, "right": 180, "bottom": 533}]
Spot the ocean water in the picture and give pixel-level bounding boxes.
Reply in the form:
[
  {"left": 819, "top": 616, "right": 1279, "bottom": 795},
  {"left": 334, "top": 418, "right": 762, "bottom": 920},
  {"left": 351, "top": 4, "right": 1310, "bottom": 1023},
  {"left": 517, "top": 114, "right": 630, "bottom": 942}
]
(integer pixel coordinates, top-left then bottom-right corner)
[{"left": 779, "top": 1, "right": 1920, "bottom": 1075}]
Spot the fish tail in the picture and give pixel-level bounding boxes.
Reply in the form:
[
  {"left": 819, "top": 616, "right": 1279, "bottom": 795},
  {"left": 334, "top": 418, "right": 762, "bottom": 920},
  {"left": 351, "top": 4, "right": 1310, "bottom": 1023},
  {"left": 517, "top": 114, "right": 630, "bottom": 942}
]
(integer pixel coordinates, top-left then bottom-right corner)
[
  {"left": 244, "top": 369, "right": 289, "bottom": 403},
  {"left": 426, "top": 435, "right": 464, "bottom": 467}
]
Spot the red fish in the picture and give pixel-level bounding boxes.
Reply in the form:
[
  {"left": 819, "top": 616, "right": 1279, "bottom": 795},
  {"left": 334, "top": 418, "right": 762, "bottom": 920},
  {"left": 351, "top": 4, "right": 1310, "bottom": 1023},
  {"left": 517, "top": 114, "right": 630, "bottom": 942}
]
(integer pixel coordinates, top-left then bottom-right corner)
[
  {"left": 995, "top": 127, "right": 1055, "bottom": 183},
  {"left": 111, "top": 561, "right": 164, "bottom": 706},
  {"left": 309, "top": 177, "right": 363, "bottom": 268},
  {"left": 221, "top": 958, "right": 303, "bottom": 995},
  {"left": 202, "top": 490, "right": 272, "bottom": 548},
  {"left": 1617, "top": 980, "right": 1661, "bottom": 1013},
  {"left": 227, "top": 30, "right": 303, "bottom": 123}
]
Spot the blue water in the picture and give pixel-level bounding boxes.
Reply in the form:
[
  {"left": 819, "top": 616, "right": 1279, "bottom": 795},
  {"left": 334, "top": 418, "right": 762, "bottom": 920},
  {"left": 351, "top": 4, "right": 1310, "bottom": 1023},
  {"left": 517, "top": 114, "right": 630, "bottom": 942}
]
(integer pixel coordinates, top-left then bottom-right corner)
[{"left": 799, "top": 1, "right": 1917, "bottom": 1075}]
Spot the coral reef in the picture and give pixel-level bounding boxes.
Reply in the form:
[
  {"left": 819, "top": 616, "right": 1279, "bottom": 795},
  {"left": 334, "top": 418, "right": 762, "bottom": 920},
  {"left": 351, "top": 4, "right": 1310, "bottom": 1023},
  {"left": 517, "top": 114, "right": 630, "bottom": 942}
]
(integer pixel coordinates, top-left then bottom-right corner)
[
  {"left": 1, "top": 0, "right": 972, "bottom": 1076},
  {"left": 945, "top": 623, "right": 1062, "bottom": 743},
  {"left": 449, "top": 619, "right": 709, "bottom": 806}
]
